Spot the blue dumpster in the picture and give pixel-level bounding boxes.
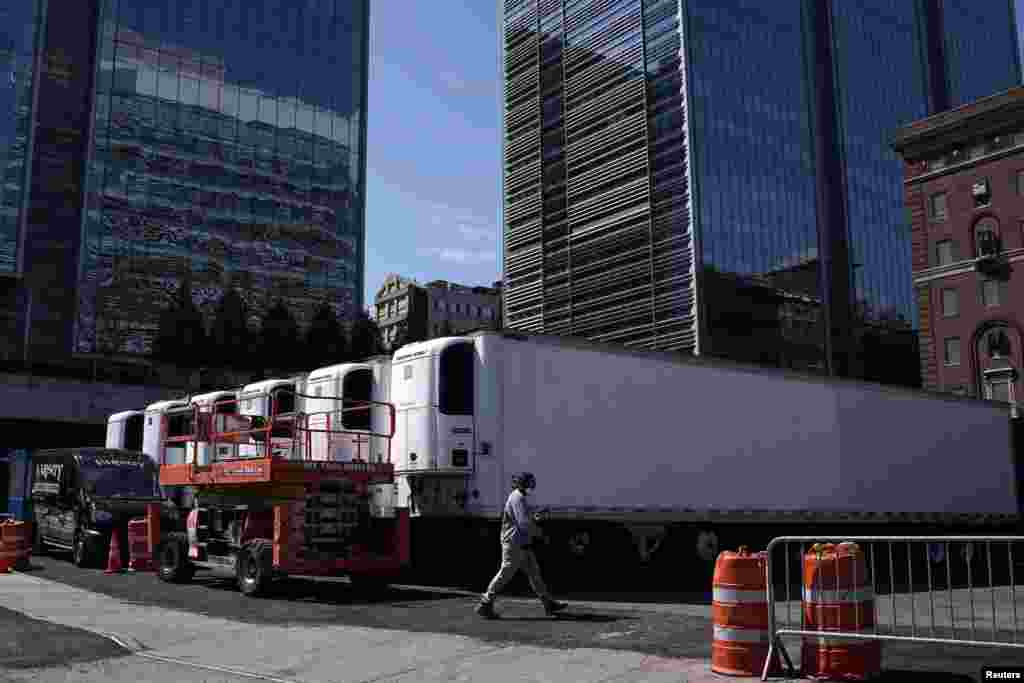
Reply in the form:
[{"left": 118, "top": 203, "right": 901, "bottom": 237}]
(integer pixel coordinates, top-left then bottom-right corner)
[{"left": 2, "top": 449, "right": 32, "bottom": 520}]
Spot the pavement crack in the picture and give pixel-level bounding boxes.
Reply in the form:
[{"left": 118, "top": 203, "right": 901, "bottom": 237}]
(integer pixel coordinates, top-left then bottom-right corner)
[{"left": 357, "top": 643, "right": 517, "bottom": 683}]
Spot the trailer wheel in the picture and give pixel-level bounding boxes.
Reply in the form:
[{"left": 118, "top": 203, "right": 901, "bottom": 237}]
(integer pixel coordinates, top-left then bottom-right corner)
[
  {"left": 349, "top": 573, "right": 390, "bottom": 597},
  {"left": 237, "top": 540, "right": 274, "bottom": 597},
  {"left": 158, "top": 538, "right": 195, "bottom": 583},
  {"left": 32, "top": 523, "right": 46, "bottom": 557},
  {"left": 73, "top": 528, "right": 95, "bottom": 569}
]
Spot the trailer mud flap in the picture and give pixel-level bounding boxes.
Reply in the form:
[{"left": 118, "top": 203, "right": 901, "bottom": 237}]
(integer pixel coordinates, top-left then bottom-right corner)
[{"left": 625, "top": 524, "right": 666, "bottom": 564}]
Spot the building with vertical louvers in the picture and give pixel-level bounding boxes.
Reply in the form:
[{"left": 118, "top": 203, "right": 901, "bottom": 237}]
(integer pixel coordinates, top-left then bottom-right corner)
[{"left": 499, "top": 0, "right": 1020, "bottom": 384}]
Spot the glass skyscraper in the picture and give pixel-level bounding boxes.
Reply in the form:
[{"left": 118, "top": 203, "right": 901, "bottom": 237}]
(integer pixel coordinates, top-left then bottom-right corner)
[
  {"left": 500, "top": 0, "right": 1020, "bottom": 382},
  {"left": 0, "top": 0, "right": 368, "bottom": 361}
]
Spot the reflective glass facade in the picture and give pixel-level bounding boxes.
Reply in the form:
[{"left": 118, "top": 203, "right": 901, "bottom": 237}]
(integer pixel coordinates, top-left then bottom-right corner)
[
  {"left": 941, "top": 0, "right": 1020, "bottom": 109},
  {"left": 501, "top": 0, "right": 1020, "bottom": 383},
  {"left": 0, "top": 0, "right": 44, "bottom": 275},
  {"left": 0, "top": 0, "right": 369, "bottom": 361},
  {"left": 77, "top": 0, "right": 368, "bottom": 355},
  {"left": 830, "top": 1, "right": 929, "bottom": 331}
]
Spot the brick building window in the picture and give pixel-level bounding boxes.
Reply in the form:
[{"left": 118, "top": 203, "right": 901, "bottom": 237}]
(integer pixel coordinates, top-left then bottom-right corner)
[
  {"left": 944, "top": 337, "right": 961, "bottom": 366},
  {"left": 935, "top": 240, "right": 955, "bottom": 266},
  {"left": 972, "top": 178, "right": 991, "bottom": 207},
  {"left": 929, "top": 192, "right": 948, "bottom": 221},
  {"left": 981, "top": 279, "right": 1002, "bottom": 307},
  {"left": 974, "top": 217, "right": 1001, "bottom": 258},
  {"left": 1016, "top": 169, "right": 1024, "bottom": 195},
  {"left": 941, "top": 288, "right": 958, "bottom": 317}
]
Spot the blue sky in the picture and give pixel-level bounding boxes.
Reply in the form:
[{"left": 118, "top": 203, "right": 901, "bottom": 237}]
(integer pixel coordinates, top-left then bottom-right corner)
[
  {"left": 362, "top": 2, "right": 1024, "bottom": 311},
  {"left": 363, "top": 3, "right": 502, "bottom": 309}
]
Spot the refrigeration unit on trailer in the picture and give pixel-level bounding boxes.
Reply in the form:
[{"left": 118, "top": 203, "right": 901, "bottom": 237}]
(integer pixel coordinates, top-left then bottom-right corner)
[
  {"left": 237, "top": 378, "right": 303, "bottom": 459},
  {"left": 105, "top": 411, "right": 144, "bottom": 452},
  {"left": 303, "top": 357, "right": 392, "bottom": 464},
  {"left": 150, "top": 378, "right": 408, "bottom": 596},
  {"left": 187, "top": 390, "right": 247, "bottom": 465},
  {"left": 389, "top": 330, "right": 1021, "bottom": 586},
  {"left": 142, "top": 399, "right": 193, "bottom": 466}
]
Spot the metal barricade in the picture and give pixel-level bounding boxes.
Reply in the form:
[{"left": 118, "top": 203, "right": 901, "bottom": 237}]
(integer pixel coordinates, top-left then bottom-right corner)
[{"left": 763, "top": 536, "right": 1024, "bottom": 681}]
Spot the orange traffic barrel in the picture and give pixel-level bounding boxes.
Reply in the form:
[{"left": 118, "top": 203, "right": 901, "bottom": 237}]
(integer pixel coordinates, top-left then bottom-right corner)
[
  {"left": 0, "top": 521, "right": 29, "bottom": 572},
  {"left": 801, "top": 542, "right": 881, "bottom": 680},
  {"left": 711, "top": 546, "right": 781, "bottom": 676},
  {"left": 127, "top": 518, "right": 152, "bottom": 571}
]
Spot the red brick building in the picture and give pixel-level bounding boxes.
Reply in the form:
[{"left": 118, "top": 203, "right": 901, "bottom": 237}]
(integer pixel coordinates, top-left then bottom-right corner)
[{"left": 893, "top": 87, "right": 1024, "bottom": 406}]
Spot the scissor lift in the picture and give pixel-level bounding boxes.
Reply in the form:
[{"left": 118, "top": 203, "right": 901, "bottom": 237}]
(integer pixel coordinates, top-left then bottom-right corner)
[{"left": 150, "top": 381, "right": 409, "bottom": 596}]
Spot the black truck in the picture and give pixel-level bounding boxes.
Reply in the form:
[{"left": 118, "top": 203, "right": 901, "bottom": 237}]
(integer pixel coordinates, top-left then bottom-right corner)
[{"left": 30, "top": 448, "right": 164, "bottom": 568}]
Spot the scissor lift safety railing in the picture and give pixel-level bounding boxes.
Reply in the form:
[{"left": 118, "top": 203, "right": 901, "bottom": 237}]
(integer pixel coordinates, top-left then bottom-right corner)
[
  {"left": 158, "top": 388, "right": 396, "bottom": 486},
  {"left": 762, "top": 535, "right": 1024, "bottom": 681}
]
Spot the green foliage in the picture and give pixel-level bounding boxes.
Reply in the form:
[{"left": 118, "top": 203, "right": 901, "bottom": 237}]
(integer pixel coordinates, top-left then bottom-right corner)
[
  {"left": 258, "top": 300, "right": 301, "bottom": 371},
  {"left": 349, "top": 309, "right": 383, "bottom": 360},
  {"left": 304, "top": 302, "right": 349, "bottom": 367},
  {"left": 152, "top": 279, "right": 207, "bottom": 367},
  {"left": 209, "top": 289, "right": 253, "bottom": 368}
]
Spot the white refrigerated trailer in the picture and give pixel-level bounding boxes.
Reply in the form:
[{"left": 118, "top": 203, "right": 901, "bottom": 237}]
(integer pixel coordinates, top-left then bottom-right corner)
[{"left": 388, "top": 330, "right": 1022, "bottom": 588}]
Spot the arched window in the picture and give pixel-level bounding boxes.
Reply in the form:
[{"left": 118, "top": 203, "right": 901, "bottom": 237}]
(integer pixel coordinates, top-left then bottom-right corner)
[
  {"left": 974, "top": 217, "right": 1001, "bottom": 258},
  {"left": 987, "top": 328, "right": 1012, "bottom": 358},
  {"left": 974, "top": 323, "right": 1019, "bottom": 405}
]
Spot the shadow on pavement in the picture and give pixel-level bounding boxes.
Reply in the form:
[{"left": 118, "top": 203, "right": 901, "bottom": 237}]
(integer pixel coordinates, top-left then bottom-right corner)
[
  {"left": 0, "top": 606, "right": 131, "bottom": 669},
  {"left": 498, "top": 612, "right": 626, "bottom": 623},
  {"left": 269, "top": 577, "right": 459, "bottom": 606},
  {"left": 876, "top": 671, "right": 974, "bottom": 682},
  {"left": 558, "top": 590, "right": 712, "bottom": 606}
]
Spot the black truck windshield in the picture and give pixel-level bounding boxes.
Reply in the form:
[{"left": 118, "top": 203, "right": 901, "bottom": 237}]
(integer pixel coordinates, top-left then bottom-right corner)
[{"left": 83, "top": 467, "right": 159, "bottom": 498}]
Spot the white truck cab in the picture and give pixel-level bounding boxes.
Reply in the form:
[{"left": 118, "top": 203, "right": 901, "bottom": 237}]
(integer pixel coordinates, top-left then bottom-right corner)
[
  {"left": 105, "top": 410, "right": 144, "bottom": 451},
  {"left": 303, "top": 357, "right": 392, "bottom": 463}
]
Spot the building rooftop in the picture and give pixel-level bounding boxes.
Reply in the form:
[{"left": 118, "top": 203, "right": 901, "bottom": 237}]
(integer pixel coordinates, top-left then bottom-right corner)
[{"left": 892, "top": 85, "right": 1024, "bottom": 158}]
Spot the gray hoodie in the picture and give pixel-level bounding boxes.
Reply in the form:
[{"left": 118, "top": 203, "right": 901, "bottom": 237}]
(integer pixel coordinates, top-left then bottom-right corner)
[{"left": 499, "top": 488, "right": 537, "bottom": 547}]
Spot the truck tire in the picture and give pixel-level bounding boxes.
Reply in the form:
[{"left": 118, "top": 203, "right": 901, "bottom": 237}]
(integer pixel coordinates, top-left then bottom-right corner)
[
  {"left": 73, "top": 528, "right": 95, "bottom": 569},
  {"left": 349, "top": 573, "right": 390, "bottom": 597},
  {"left": 237, "top": 540, "right": 274, "bottom": 597},
  {"left": 32, "top": 523, "right": 46, "bottom": 557},
  {"left": 158, "top": 537, "right": 195, "bottom": 583}
]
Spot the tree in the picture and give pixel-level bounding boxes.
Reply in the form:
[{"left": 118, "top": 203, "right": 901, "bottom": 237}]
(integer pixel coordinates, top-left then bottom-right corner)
[
  {"left": 304, "top": 302, "right": 349, "bottom": 368},
  {"left": 209, "top": 288, "right": 252, "bottom": 369},
  {"left": 257, "top": 299, "right": 301, "bottom": 372},
  {"left": 349, "top": 309, "right": 384, "bottom": 360},
  {"left": 152, "top": 277, "right": 207, "bottom": 367}
]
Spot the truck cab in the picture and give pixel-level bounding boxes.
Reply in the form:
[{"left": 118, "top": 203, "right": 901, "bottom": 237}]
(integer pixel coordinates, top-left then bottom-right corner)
[{"left": 31, "top": 448, "right": 162, "bottom": 568}]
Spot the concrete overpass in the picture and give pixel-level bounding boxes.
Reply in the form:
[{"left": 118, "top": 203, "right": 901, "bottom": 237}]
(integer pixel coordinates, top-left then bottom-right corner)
[{"left": 0, "top": 372, "right": 181, "bottom": 448}]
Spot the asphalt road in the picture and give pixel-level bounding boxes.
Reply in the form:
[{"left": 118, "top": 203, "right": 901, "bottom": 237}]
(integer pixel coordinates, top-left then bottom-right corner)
[
  {"left": 0, "top": 605, "right": 130, "bottom": 670},
  {"left": 12, "top": 553, "right": 1024, "bottom": 682}
]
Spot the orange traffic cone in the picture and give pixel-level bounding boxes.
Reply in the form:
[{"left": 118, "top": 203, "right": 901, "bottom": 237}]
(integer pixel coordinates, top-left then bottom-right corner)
[{"left": 105, "top": 529, "right": 124, "bottom": 574}]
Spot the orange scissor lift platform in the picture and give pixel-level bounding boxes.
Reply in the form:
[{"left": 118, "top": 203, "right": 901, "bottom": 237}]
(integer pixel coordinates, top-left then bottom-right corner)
[{"left": 151, "top": 387, "right": 409, "bottom": 591}]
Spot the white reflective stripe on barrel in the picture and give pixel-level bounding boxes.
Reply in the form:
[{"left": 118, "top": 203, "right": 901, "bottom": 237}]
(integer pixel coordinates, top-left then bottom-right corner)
[
  {"left": 803, "top": 586, "right": 874, "bottom": 604},
  {"left": 712, "top": 587, "right": 767, "bottom": 604},
  {"left": 713, "top": 625, "right": 770, "bottom": 643},
  {"left": 802, "top": 635, "right": 877, "bottom": 648}
]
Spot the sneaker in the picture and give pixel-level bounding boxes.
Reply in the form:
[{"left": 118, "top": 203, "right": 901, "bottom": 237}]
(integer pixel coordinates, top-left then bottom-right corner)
[
  {"left": 475, "top": 601, "right": 499, "bottom": 619},
  {"left": 544, "top": 600, "right": 568, "bottom": 616}
]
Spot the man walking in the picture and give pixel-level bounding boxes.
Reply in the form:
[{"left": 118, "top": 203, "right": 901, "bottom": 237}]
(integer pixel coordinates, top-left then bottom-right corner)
[{"left": 476, "top": 472, "right": 567, "bottom": 618}]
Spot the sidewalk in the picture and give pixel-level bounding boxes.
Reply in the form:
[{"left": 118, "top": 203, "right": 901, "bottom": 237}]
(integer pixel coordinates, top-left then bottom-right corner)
[{"left": 0, "top": 572, "right": 725, "bottom": 683}]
